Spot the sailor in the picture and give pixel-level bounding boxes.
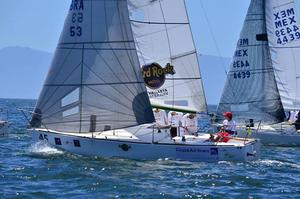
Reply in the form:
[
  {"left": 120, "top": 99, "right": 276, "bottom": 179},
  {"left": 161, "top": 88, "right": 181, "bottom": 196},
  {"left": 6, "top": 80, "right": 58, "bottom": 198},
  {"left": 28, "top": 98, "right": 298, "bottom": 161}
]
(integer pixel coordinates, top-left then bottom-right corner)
[
  {"left": 168, "top": 111, "right": 183, "bottom": 138},
  {"left": 181, "top": 113, "right": 198, "bottom": 135},
  {"left": 288, "top": 110, "right": 298, "bottom": 124},
  {"left": 153, "top": 108, "right": 168, "bottom": 126},
  {"left": 293, "top": 111, "right": 300, "bottom": 131},
  {"left": 222, "top": 112, "right": 236, "bottom": 135}
]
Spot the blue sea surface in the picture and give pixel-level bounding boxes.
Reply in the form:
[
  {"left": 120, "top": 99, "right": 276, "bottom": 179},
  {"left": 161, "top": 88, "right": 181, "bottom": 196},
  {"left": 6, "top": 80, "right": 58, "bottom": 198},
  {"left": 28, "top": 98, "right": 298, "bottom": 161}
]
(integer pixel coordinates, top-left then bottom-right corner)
[{"left": 0, "top": 99, "right": 299, "bottom": 198}]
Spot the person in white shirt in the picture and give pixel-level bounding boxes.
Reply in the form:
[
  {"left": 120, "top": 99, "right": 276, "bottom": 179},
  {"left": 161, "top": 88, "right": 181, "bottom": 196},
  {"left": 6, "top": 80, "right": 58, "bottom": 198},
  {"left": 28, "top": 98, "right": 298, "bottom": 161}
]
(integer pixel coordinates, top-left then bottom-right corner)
[
  {"left": 181, "top": 113, "right": 198, "bottom": 135},
  {"left": 153, "top": 108, "right": 168, "bottom": 126},
  {"left": 222, "top": 112, "right": 236, "bottom": 135},
  {"left": 288, "top": 110, "right": 299, "bottom": 124},
  {"left": 168, "top": 111, "right": 183, "bottom": 138},
  {"left": 168, "top": 111, "right": 183, "bottom": 126}
]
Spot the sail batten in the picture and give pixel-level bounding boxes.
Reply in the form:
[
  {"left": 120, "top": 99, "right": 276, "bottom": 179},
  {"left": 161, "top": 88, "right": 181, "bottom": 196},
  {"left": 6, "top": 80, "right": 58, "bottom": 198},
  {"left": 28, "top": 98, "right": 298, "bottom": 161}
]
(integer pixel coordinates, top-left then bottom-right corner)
[
  {"left": 128, "top": 0, "right": 207, "bottom": 113},
  {"left": 130, "top": 19, "right": 189, "bottom": 25},
  {"left": 31, "top": 0, "right": 155, "bottom": 133}
]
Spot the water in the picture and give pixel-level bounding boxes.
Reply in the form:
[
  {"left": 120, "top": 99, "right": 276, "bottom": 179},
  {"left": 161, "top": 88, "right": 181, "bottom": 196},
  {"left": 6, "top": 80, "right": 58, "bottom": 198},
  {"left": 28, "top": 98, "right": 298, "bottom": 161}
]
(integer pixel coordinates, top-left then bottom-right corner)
[{"left": 0, "top": 99, "right": 300, "bottom": 198}]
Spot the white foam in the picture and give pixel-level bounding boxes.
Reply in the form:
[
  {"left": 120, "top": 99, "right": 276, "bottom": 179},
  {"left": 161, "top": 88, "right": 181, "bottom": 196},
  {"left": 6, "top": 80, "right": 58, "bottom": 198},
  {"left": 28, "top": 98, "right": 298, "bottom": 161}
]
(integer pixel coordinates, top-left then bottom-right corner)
[
  {"left": 259, "top": 159, "right": 300, "bottom": 169},
  {"left": 217, "top": 161, "right": 234, "bottom": 166},
  {"left": 29, "top": 141, "right": 63, "bottom": 155}
]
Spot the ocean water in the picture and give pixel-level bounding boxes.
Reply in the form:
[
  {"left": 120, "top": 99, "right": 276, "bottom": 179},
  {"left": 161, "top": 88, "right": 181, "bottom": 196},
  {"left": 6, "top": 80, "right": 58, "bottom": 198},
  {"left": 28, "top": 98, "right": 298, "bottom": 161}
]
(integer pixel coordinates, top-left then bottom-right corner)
[{"left": 0, "top": 99, "right": 300, "bottom": 198}]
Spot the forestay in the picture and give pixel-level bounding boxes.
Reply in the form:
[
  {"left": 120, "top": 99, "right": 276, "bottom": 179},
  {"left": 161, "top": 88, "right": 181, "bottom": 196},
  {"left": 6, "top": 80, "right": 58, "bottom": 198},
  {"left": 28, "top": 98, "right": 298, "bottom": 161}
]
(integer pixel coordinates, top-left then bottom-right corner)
[
  {"left": 266, "top": 0, "right": 300, "bottom": 111},
  {"left": 128, "top": 0, "right": 207, "bottom": 113},
  {"left": 217, "top": 0, "right": 285, "bottom": 123},
  {"left": 30, "top": 0, "right": 155, "bottom": 133}
]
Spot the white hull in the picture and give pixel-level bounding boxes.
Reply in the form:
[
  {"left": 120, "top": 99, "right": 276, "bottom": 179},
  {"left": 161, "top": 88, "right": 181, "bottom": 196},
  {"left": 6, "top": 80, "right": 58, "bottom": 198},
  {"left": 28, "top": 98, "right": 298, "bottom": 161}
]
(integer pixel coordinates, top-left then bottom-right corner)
[
  {"left": 0, "top": 121, "right": 9, "bottom": 136},
  {"left": 237, "top": 124, "right": 300, "bottom": 146},
  {"left": 31, "top": 125, "right": 260, "bottom": 162}
]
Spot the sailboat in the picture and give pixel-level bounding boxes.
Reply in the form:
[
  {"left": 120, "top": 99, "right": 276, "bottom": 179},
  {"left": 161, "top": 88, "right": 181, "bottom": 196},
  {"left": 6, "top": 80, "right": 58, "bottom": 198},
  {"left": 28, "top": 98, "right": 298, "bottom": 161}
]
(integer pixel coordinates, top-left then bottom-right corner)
[
  {"left": 0, "top": 109, "right": 9, "bottom": 136},
  {"left": 30, "top": 0, "right": 260, "bottom": 161},
  {"left": 217, "top": 0, "right": 300, "bottom": 146},
  {"left": 0, "top": 120, "right": 8, "bottom": 136}
]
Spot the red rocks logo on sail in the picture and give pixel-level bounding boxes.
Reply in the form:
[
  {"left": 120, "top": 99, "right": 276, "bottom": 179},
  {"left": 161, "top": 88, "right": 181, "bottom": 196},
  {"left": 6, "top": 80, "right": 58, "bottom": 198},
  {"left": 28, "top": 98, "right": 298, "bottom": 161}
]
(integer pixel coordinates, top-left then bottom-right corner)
[{"left": 142, "top": 63, "right": 175, "bottom": 89}]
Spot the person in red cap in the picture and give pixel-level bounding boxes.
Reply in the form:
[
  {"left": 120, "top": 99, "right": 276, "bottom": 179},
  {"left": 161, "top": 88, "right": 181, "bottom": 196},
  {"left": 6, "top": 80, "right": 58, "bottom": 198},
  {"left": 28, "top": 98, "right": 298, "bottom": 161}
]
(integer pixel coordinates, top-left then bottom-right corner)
[
  {"left": 206, "top": 112, "right": 237, "bottom": 143},
  {"left": 222, "top": 112, "right": 236, "bottom": 135}
]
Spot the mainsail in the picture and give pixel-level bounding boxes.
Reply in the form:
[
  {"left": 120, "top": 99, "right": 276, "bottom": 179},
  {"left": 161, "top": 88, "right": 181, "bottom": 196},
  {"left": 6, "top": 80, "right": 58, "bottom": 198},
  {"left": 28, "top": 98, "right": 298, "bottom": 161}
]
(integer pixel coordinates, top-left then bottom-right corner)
[
  {"left": 217, "top": 0, "right": 285, "bottom": 123},
  {"left": 128, "top": 0, "right": 207, "bottom": 113},
  {"left": 266, "top": 0, "right": 300, "bottom": 111},
  {"left": 31, "top": 0, "right": 155, "bottom": 133}
]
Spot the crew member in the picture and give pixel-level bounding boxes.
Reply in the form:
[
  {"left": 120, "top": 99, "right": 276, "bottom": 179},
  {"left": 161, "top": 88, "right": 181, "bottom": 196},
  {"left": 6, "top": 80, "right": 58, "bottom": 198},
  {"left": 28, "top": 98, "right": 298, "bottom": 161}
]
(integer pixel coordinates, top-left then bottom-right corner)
[
  {"left": 293, "top": 111, "right": 300, "bottom": 131},
  {"left": 181, "top": 113, "right": 198, "bottom": 135},
  {"left": 222, "top": 112, "right": 236, "bottom": 135},
  {"left": 168, "top": 111, "right": 183, "bottom": 138},
  {"left": 153, "top": 108, "right": 168, "bottom": 126}
]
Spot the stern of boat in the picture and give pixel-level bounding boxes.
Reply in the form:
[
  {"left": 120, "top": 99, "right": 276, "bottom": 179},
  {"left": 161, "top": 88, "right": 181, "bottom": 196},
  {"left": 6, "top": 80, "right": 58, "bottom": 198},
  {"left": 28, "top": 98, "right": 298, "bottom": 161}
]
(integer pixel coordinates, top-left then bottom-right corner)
[
  {"left": 216, "top": 137, "right": 261, "bottom": 162},
  {"left": 243, "top": 138, "right": 261, "bottom": 161}
]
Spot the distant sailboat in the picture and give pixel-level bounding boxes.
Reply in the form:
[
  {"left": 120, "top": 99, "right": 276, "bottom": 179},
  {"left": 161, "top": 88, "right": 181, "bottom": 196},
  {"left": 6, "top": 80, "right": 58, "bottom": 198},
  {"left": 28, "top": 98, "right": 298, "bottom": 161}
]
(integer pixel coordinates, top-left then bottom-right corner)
[
  {"left": 30, "top": 0, "right": 260, "bottom": 161},
  {"left": 0, "top": 108, "right": 9, "bottom": 136},
  {"left": 217, "top": 0, "right": 300, "bottom": 146},
  {"left": 0, "top": 121, "right": 8, "bottom": 136}
]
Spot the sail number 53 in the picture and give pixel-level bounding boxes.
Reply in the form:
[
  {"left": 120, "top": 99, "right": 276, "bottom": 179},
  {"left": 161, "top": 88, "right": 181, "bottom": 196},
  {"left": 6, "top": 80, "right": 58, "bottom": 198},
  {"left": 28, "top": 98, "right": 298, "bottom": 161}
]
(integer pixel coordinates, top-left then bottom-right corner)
[{"left": 70, "top": 26, "right": 82, "bottom": 37}]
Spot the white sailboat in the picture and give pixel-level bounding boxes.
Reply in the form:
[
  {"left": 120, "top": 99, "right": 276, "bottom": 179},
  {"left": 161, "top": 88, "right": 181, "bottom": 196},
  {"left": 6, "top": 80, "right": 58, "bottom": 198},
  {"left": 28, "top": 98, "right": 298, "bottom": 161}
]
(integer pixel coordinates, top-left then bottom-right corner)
[
  {"left": 30, "top": 0, "right": 260, "bottom": 162},
  {"left": 217, "top": 0, "right": 300, "bottom": 146},
  {"left": 0, "top": 109, "right": 9, "bottom": 136}
]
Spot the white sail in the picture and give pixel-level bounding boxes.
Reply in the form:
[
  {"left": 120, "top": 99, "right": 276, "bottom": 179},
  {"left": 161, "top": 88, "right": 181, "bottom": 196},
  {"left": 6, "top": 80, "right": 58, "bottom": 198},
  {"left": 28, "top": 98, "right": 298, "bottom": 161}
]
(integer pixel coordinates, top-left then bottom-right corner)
[
  {"left": 128, "top": 0, "right": 207, "bottom": 113},
  {"left": 266, "top": 0, "right": 300, "bottom": 110},
  {"left": 217, "top": 0, "right": 285, "bottom": 123},
  {"left": 30, "top": 0, "right": 155, "bottom": 133}
]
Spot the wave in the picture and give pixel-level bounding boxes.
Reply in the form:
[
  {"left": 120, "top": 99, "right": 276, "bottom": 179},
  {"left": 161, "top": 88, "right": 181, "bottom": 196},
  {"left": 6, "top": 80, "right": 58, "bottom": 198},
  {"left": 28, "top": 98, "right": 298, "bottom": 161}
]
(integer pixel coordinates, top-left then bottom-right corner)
[{"left": 258, "top": 159, "right": 300, "bottom": 169}]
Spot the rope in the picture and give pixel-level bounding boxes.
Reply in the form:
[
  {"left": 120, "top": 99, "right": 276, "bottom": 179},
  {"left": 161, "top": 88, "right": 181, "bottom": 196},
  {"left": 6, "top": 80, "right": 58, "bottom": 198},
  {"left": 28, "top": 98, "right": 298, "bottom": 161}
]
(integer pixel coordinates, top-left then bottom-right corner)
[
  {"left": 199, "top": 0, "right": 237, "bottom": 99},
  {"left": 199, "top": 0, "right": 229, "bottom": 76}
]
